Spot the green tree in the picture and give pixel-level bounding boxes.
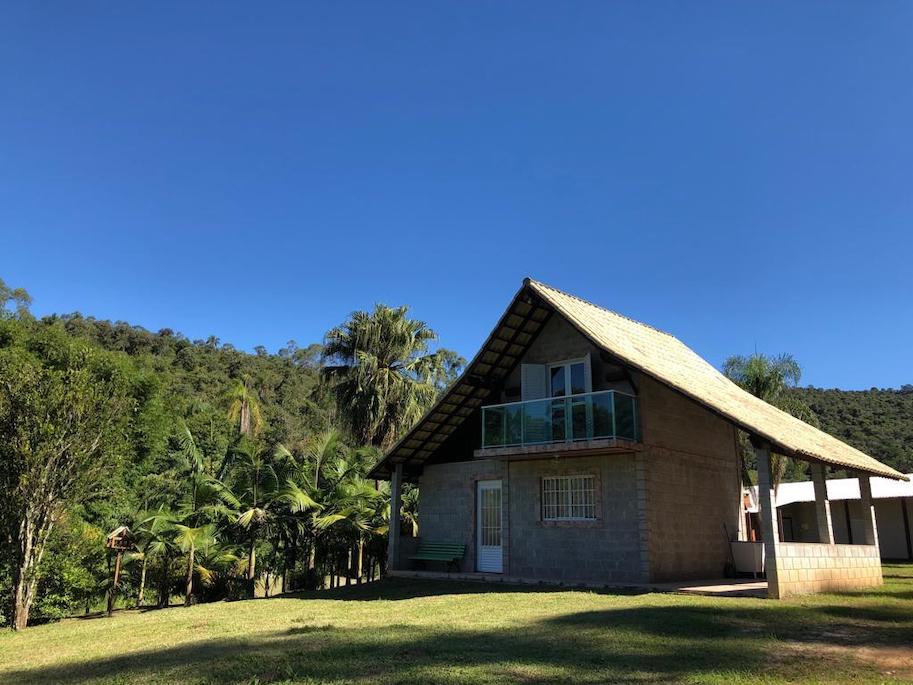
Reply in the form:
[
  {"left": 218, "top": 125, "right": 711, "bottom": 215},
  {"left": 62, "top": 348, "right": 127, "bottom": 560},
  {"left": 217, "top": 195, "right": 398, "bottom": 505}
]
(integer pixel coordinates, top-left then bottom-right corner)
[
  {"left": 723, "top": 353, "right": 818, "bottom": 488},
  {"left": 222, "top": 440, "right": 318, "bottom": 595},
  {"left": 226, "top": 379, "right": 263, "bottom": 439},
  {"left": 171, "top": 423, "right": 237, "bottom": 606},
  {"left": 136, "top": 507, "right": 179, "bottom": 609},
  {"left": 322, "top": 304, "right": 464, "bottom": 449},
  {"left": 0, "top": 326, "right": 133, "bottom": 630},
  {"left": 0, "top": 278, "right": 32, "bottom": 319}
]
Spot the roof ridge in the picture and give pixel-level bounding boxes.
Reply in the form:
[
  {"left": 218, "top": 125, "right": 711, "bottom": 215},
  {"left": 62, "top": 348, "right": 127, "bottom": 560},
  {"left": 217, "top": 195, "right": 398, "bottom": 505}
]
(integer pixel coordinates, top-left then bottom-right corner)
[{"left": 525, "top": 277, "right": 679, "bottom": 340}]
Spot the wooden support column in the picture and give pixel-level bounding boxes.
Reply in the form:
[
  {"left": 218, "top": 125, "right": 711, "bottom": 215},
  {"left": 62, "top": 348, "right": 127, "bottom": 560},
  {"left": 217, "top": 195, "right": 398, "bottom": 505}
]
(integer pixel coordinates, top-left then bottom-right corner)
[
  {"left": 754, "top": 440, "right": 781, "bottom": 598},
  {"left": 810, "top": 463, "right": 834, "bottom": 544},
  {"left": 387, "top": 462, "right": 403, "bottom": 572},
  {"left": 858, "top": 473, "right": 879, "bottom": 549}
]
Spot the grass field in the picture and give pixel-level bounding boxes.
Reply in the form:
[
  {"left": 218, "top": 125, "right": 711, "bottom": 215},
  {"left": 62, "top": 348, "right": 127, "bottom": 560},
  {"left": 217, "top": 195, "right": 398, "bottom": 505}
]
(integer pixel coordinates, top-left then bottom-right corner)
[{"left": 2, "top": 564, "right": 912, "bottom": 685}]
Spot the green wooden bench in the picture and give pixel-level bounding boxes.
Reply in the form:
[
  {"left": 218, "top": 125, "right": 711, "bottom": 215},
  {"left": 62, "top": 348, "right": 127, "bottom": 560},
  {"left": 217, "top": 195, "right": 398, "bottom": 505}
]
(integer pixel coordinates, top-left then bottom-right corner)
[{"left": 408, "top": 542, "right": 466, "bottom": 572}]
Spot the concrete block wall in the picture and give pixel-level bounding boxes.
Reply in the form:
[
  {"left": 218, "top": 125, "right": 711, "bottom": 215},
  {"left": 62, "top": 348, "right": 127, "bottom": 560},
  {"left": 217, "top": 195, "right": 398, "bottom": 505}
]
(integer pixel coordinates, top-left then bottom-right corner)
[
  {"left": 770, "top": 543, "right": 883, "bottom": 598},
  {"left": 418, "top": 459, "right": 505, "bottom": 573},
  {"left": 507, "top": 453, "right": 645, "bottom": 583},
  {"left": 638, "top": 375, "right": 742, "bottom": 581}
]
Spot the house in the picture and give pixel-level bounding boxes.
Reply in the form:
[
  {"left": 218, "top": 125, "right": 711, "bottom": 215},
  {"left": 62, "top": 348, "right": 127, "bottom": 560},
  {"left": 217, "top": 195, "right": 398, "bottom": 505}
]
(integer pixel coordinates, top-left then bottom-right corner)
[
  {"left": 369, "top": 278, "right": 908, "bottom": 598},
  {"left": 746, "top": 475, "right": 913, "bottom": 560}
]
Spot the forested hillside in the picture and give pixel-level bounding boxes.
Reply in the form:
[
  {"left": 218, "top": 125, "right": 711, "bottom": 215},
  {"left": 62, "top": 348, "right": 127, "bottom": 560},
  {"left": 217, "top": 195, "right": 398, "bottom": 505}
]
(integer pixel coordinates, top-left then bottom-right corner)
[
  {"left": 792, "top": 386, "right": 913, "bottom": 475},
  {"left": 1, "top": 279, "right": 462, "bottom": 629}
]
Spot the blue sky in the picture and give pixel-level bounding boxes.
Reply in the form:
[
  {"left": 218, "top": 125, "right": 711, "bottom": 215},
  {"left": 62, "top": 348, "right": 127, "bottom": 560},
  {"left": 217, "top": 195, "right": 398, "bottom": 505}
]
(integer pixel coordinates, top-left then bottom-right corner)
[{"left": 2, "top": 3, "right": 911, "bottom": 390}]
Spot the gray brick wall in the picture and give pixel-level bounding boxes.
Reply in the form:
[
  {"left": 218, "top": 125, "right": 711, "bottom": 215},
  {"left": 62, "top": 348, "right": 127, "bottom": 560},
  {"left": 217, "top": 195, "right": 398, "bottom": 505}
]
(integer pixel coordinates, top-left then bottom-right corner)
[
  {"left": 418, "top": 459, "right": 505, "bottom": 573},
  {"left": 507, "top": 454, "right": 645, "bottom": 583},
  {"left": 638, "top": 374, "right": 742, "bottom": 581}
]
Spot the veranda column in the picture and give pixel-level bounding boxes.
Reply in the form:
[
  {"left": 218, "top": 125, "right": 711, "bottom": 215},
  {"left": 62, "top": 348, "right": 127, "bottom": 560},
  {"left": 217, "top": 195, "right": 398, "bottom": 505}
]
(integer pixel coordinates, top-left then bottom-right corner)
[
  {"left": 387, "top": 462, "right": 404, "bottom": 572},
  {"left": 810, "top": 463, "right": 835, "bottom": 544},
  {"left": 858, "top": 472, "right": 879, "bottom": 550},
  {"left": 754, "top": 440, "right": 781, "bottom": 598}
]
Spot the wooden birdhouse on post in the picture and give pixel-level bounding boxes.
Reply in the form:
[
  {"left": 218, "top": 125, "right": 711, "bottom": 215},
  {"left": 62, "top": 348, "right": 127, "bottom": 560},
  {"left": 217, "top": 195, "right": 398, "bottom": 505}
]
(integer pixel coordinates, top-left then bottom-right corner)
[{"left": 105, "top": 526, "right": 134, "bottom": 617}]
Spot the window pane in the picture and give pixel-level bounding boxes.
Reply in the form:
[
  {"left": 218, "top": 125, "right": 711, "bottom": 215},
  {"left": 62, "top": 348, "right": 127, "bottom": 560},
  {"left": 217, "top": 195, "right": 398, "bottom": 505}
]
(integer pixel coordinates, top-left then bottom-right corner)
[
  {"left": 570, "top": 362, "right": 586, "bottom": 395},
  {"left": 481, "top": 488, "right": 501, "bottom": 546},
  {"left": 542, "top": 475, "right": 596, "bottom": 521},
  {"left": 550, "top": 366, "right": 566, "bottom": 397}
]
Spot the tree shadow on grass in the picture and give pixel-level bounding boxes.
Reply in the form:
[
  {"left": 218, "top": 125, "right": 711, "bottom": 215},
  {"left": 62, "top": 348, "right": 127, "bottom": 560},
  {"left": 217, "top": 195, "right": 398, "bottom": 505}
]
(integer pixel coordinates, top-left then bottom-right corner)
[
  {"left": 284, "top": 577, "right": 648, "bottom": 602},
  {"left": 7, "top": 599, "right": 911, "bottom": 685}
]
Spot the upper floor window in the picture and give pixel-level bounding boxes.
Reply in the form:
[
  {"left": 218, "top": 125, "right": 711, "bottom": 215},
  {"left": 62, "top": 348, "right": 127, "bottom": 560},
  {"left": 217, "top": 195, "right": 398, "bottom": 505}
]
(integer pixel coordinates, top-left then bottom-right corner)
[{"left": 549, "top": 359, "right": 589, "bottom": 397}]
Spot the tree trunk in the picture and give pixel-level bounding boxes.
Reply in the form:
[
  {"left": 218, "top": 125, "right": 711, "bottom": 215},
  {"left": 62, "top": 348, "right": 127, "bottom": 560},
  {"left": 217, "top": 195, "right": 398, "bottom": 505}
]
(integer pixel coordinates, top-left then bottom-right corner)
[
  {"left": 247, "top": 537, "right": 256, "bottom": 597},
  {"left": 137, "top": 556, "right": 147, "bottom": 607},
  {"left": 11, "top": 512, "right": 52, "bottom": 630},
  {"left": 285, "top": 533, "right": 296, "bottom": 593},
  {"left": 12, "top": 567, "right": 36, "bottom": 631},
  {"left": 240, "top": 401, "right": 250, "bottom": 437},
  {"left": 356, "top": 539, "right": 364, "bottom": 585},
  {"left": 158, "top": 551, "right": 171, "bottom": 609},
  {"left": 184, "top": 544, "right": 194, "bottom": 607}
]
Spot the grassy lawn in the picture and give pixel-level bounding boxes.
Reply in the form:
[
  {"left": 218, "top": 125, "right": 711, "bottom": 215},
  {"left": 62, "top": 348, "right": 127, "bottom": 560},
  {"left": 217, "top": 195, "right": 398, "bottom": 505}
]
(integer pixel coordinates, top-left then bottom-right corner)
[{"left": 2, "top": 564, "right": 912, "bottom": 685}]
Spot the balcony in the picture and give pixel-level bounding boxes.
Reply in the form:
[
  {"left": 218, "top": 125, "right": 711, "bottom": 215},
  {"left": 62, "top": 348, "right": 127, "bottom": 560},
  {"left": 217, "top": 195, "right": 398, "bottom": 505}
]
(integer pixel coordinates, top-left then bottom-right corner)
[{"left": 480, "top": 390, "right": 641, "bottom": 452}]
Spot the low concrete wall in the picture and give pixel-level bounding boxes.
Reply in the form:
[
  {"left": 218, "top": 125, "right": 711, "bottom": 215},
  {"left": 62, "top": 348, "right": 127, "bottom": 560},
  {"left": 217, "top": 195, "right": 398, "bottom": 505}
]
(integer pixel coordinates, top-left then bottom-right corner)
[
  {"left": 778, "top": 498, "right": 913, "bottom": 561},
  {"left": 770, "top": 542, "right": 883, "bottom": 598}
]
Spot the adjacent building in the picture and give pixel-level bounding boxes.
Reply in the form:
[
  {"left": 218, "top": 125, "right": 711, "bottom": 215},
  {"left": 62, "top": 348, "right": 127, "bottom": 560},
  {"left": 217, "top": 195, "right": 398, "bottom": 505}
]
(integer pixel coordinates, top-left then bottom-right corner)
[{"left": 748, "top": 475, "right": 913, "bottom": 560}]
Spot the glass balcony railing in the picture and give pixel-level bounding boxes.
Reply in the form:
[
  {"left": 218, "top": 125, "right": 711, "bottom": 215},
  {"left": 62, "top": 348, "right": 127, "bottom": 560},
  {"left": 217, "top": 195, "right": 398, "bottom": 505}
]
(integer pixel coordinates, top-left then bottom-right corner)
[{"left": 481, "top": 390, "right": 640, "bottom": 449}]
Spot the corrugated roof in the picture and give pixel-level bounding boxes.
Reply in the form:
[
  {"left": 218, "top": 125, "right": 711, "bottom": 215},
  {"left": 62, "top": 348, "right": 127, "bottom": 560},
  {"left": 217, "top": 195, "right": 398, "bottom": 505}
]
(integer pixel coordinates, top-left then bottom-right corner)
[{"left": 370, "top": 278, "right": 907, "bottom": 481}]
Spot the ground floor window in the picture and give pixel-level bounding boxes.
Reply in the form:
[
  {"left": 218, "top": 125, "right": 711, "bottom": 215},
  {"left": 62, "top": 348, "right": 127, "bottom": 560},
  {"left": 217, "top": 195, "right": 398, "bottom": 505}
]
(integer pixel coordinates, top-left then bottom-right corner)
[{"left": 542, "top": 474, "right": 596, "bottom": 520}]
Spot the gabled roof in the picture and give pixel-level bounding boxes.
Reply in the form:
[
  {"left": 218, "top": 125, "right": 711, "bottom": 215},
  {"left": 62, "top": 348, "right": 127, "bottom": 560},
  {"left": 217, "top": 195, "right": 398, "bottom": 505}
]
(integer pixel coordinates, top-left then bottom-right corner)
[{"left": 370, "top": 278, "right": 908, "bottom": 481}]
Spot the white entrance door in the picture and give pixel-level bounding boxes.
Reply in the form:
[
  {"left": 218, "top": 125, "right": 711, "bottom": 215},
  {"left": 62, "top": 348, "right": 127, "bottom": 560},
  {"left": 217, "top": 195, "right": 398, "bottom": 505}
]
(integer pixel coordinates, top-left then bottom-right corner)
[{"left": 477, "top": 480, "right": 503, "bottom": 573}]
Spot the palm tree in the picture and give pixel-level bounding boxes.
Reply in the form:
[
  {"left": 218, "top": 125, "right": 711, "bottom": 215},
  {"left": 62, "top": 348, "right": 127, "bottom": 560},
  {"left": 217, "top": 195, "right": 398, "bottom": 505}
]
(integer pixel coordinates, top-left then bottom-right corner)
[
  {"left": 315, "top": 477, "right": 387, "bottom": 585},
  {"left": 127, "top": 512, "right": 157, "bottom": 607},
  {"left": 310, "top": 441, "right": 391, "bottom": 585},
  {"left": 223, "top": 439, "right": 319, "bottom": 595},
  {"left": 226, "top": 378, "right": 263, "bottom": 438},
  {"left": 172, "top": 422, "right": 237, "bottom": 605},
  {"left": 322, "top": 304, "right": 464, "bottom": 449},
  {"left": 401, "top": 485, "right": 419, "bottom": 537},
  {"left": 724, "top": 353, "right": 818, "bottom": 489},
  {"left": 136, "top": 507, "right": 178, "bottom": 608},
  {"left": 173, "top": 523, "right": 215, "bottom": 606}
]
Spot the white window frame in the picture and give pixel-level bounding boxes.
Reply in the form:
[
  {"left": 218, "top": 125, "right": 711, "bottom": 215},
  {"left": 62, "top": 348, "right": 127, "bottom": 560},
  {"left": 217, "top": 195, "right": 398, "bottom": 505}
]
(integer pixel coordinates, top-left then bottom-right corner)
[
  {"left": 546, "top": 356, "right": 592, "bottom": 398},
  {"left": 541, "top": 474, "right": 597, "bottom": 521}
]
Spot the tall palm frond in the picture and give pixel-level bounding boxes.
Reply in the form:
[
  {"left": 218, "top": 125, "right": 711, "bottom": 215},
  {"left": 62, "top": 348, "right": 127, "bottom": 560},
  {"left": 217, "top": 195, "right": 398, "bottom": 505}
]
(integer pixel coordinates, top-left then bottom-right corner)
[
  {"left": 724, "top": 353, "right": 818, "bottom": 489},
  {"left": 226, "top": 378, "right": 263, "bottom": 438},
  {"left": 322, "top": 304, "right": 465, "bottom": 449}
]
